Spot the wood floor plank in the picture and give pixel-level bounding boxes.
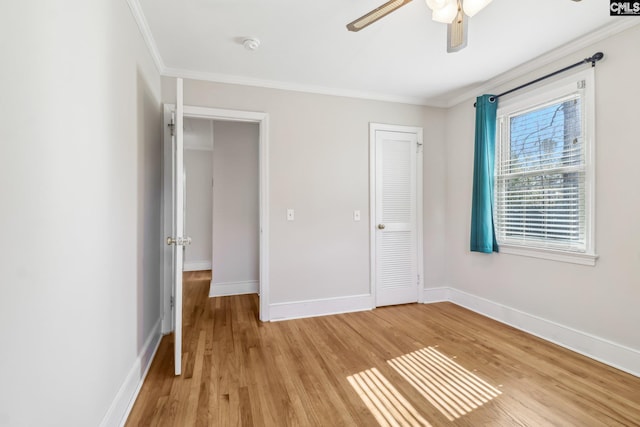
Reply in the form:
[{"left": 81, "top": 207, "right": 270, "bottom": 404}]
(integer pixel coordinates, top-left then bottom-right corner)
[{"left": 126, "top": 272, "right": 640, "bottom": 426}]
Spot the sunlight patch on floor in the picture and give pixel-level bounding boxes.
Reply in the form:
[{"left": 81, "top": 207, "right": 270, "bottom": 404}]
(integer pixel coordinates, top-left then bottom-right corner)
[
  {"left": 347, "top": 368, "right": 433, "bottom": 427},
  {"left": 388, "top": 347, "right": 502, "bottom": 421}
]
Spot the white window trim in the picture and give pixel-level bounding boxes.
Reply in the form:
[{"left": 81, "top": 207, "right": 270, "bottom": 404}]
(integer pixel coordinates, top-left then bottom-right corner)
[
  {"left": 495, "top": 68, "right": 598, "bottom": 266},
  {"left": 499, "top": 244, "right": 597, "bottom": 266}
]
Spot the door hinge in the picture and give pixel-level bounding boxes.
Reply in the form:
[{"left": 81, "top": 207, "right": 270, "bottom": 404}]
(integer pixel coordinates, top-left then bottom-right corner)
[
  {"left": 170, "top": 296, "right": 175, "bottom": 309},
  {"left": 417, "top": 274, "right": 421, "bottom": 285},
  {"left": 167, "top": 236, "right": 192, "bottom": 246},
  {"left": 168, "top": 122, "right": 175, "bottom": 136}
]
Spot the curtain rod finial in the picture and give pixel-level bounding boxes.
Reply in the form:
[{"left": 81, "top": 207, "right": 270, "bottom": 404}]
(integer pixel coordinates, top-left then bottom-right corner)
[{"left": 588, "top": 52, "right": 604, "bottom": 67}]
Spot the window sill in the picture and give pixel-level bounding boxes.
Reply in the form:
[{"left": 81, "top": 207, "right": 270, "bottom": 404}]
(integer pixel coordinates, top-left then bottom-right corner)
[{"left": 499, "top": 244, "right": 598, "bottom": 266}]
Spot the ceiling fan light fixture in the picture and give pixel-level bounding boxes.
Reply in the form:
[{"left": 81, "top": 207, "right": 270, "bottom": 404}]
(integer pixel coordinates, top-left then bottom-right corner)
[
  {"left": 425, "top": 0, "right": 448, "bottom": 10},
  {"left": 347, "top": 0, "right": 581, "bottom": 53},
  {"left": 431, "top": 0, "right": 458, "bottom": 23},
  {"left": 462, "top": 0, "right": 492, "bottom": 17}
]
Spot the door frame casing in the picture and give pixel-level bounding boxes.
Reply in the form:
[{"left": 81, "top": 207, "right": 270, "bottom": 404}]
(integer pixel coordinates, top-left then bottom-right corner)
[
  {"left": 162, "top": 104, "right": 270, "bottom": 331},
  {"left": 369, "top": 123, "right": 424, "bottom": 307}
]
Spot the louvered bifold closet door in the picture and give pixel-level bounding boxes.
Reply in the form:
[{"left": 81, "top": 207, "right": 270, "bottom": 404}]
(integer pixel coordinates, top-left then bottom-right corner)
[{"left": 375, "top": 131, "right": 418, "bottom": 307}]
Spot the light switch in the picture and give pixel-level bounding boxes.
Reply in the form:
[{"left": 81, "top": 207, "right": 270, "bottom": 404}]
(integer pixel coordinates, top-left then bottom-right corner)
[
  {"left": 354, "top": 210, "right": 361, "bottom": 221},
  {"left": 287, "top": 209, "right": 295, "bottom": 221}
]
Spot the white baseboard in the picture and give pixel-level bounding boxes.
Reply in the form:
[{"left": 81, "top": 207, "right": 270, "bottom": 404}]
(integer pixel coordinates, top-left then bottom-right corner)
[
  {"left": 100, "top": 319, "right": 162, "bottom": 427},
  {"left": 209, "top": 280, "right": 259, "bottom": 297},
  {"left": 270, "top": 294, "right": 374, "bottom": 322},
  {"left": 423, "top": 287, "right": 640, "bottom": 378},
  {"left": 422, "top": 287, "right": 451, "bottom": 303},
  {"left": 183, "top": 261, "right": 211, "bottom": 272}
]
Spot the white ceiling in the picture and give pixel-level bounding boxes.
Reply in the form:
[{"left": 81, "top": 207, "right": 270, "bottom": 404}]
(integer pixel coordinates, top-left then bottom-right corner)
[{"left": 134, "top": 0, "right": 626, "bottom": 106}]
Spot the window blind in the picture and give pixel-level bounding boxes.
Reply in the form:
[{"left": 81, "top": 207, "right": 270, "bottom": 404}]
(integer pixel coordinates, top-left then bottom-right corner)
[{"left": 495, "top": 94, "right": 586, "bottom": 252}]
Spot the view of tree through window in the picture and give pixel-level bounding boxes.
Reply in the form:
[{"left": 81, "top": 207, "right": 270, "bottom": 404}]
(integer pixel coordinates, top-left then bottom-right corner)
[{"left": 495, "top": 95, "right": 586, "bottom": 250}]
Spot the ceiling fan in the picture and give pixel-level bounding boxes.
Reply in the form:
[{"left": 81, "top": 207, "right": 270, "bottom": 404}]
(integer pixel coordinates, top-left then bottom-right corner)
[{"left": 347, "top": 0, "right": 582, "bottom": 53}]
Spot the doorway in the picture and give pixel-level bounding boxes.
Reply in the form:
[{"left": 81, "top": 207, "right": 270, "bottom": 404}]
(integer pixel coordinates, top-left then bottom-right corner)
[
  {"left": 183, "top": 118, "right": 214, "bottom": 273},
  {"left": 162, "top": 105, "right": 270, "bottom": 336},
  {"left": 369, "top": 123, "right": 424, "bottom": 307},
  {"left": 208, "top": 120, "right": 260, "bottom": 297}
]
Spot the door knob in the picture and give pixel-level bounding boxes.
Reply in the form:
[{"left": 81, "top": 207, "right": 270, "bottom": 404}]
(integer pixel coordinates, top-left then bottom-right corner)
[{"left": 378, "top": 224, "right": 385, "bottom": 230}]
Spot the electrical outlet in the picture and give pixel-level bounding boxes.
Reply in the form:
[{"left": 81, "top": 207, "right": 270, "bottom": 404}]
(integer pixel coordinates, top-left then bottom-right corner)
[{"left": 287, "top": 209, "right": 295, "bottom": 221}]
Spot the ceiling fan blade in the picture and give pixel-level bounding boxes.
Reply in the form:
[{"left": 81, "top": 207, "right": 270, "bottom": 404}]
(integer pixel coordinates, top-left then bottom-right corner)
[
  {"left": 346, "top": 0, "right": 413, "bottom": 32},
  {"left": 447, "top": 5, "right": 467, "bottom": 52}
]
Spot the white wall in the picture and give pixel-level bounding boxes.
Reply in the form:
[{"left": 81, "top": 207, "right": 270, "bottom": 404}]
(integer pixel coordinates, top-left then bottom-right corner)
[
  {"left": 211, "top": 121, "right": 260, "bottom": 289},
  {"left": 443, "top": 25, "right": 640, "bottom": 364},
  {"left": 184, "top": 118, "right": 214, "bottom": 271},
  {"left": 185, "top": 149, "right": 213, "bottom": 270},
  {"left": 184, "top": 117, "right": 214, "bottom": 151},
  {"left": 0, "top": 1, "right": 162, "bottom": 426},
  {"left": 162, "top": 80, "right": 447, "bottom": 307},
  {"left": 422, "top": 108, "right": 448, "bottom": 289}
]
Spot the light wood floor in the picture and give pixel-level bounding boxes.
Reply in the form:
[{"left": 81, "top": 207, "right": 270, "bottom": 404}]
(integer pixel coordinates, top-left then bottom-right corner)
[{"left": 126, "top": 271, "right": 640, "bottom": 426}]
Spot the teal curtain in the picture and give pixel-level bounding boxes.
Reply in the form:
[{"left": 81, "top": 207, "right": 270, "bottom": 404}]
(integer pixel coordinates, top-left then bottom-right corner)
[{"left": 470, "top": 95, "right": 499, "bottom": 253}]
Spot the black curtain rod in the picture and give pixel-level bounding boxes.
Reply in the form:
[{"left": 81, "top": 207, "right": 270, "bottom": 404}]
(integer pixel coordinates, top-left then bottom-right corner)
[{"left": 474, "top": 52, "right": 604, "bottom": 107}]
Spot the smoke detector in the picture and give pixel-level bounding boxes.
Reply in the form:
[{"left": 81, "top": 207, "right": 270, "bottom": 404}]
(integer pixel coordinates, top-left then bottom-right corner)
[{"left": 242, "top": 38, "right": 261, "bottom": 51}]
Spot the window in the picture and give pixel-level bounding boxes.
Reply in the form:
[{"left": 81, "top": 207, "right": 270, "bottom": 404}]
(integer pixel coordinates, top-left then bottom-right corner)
[{"left": 494, "top": 69, "right": 597, "bottom": 265}]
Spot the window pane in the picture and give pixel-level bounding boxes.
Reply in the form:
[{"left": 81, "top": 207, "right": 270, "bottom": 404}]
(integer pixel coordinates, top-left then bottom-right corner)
[
  {"left": 508, "top": 97, "right": 581, "bottom": 174},
  {"left": 498, "top": 172, "right": 584, "bottom": 243},
  {"left": 496, "top": 94, "right": 586, "bottom": 251}
]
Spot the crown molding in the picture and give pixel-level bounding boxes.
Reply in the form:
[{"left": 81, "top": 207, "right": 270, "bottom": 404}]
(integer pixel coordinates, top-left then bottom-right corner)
[
  {"left": 126, "top": 0, "right": 166, "bottom": 74},
  {"left": 444, "top": 19, "right": 640, "bottom": 108},
  {"left": 162, "top": 67, "right": 439, "bottom": 107}
]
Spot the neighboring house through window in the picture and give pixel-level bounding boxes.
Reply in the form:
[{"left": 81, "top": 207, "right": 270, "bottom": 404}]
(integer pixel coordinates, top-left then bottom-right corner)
[{"left": 494, "top": 68, "right": 597, "bottom": 265}]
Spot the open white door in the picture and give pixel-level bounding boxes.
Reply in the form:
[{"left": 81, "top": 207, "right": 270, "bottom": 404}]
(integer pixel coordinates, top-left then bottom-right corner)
[
  {"left": 167, "top": 78, "right": 186, "bottom": 375},
  {"left": 371, "top": 125, "right": 423, "bottom": 307}
]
